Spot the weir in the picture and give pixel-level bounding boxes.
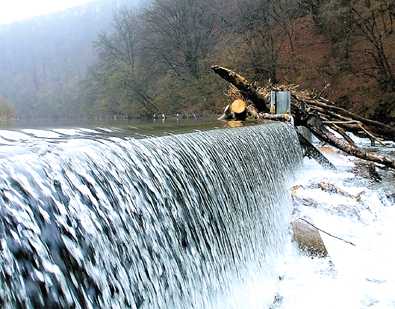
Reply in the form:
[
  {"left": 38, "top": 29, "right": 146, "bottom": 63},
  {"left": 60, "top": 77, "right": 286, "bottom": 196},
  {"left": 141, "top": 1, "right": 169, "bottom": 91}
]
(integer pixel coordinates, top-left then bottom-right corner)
[{"left": 0, "top": 123, "right": 302, "bottom": 308}]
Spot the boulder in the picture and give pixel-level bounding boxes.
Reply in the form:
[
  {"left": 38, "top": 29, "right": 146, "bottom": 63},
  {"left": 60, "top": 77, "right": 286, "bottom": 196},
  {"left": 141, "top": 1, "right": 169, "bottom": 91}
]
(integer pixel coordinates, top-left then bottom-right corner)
[{"left": 292, "top": 220, "right": 328, "bottom": 258}]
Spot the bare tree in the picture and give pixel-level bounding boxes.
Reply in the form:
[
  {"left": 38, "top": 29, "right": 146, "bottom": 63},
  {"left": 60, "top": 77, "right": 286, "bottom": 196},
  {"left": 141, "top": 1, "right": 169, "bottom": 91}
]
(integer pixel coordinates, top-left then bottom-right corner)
[
  {"left": 94, "top": 9, "right": 159, "bottom": 114},
  {"left": 270, "top": 0, "right": 302, "bottom": 54},
  {"left": 143, "top": 0, "right": 223, "bottom": 79},
  {"left": 95, "top": 9, "right": 139, "bottom": 76},
  {"left": 298, "top": 0, "right": 324, "bottom": 27},
  {"left": 351, "top": 0, "right": 394, "bottom": 91},
  {"left": 233, "top": 0, "right": 296, "bottom": 82},
  {"left": 320, "top": 0, "right": 354, "bottom": 71}
]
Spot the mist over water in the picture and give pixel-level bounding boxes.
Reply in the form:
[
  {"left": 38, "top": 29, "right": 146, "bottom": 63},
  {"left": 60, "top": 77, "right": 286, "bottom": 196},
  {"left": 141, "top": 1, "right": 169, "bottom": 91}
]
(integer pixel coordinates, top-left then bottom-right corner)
[{"left": 0, "top": 123, "right": 302, "bottom": 308}]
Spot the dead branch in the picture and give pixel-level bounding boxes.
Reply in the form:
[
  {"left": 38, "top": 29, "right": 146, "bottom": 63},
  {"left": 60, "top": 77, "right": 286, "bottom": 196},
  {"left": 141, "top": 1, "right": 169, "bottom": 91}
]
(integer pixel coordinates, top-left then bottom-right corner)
[
  {"left": 257, "top": 113, "right": 293, "bottom": 122},
  {"left": 211, "top": 65, "right": 269, "bottom": 111},
  {"left": 298, "top": 218, "right": 356, "bottom": 247},
  {"left": 307, "top": 117, "right": 395, "bottom": 169}
]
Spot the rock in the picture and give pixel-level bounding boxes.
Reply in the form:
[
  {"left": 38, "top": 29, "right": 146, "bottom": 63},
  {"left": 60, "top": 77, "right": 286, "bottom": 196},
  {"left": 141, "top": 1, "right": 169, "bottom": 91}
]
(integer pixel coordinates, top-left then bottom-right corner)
[
  {"left": 386, "top": 193, "right": 395, "bottom": 203},
  {"left": 292, "top": 195, "right": 319, "bottom": 208},
  {"left": 307, "top": 181, "right": 365, "bottom": 201},
  {"left": 353, "top": 161, "right": 382, "bottom": 183},
  {"left": 269, "top": 293, "right": 284, "bottom": 309},
  {"left": 292, "top": 220, "right": 328, "bottom": 258}
]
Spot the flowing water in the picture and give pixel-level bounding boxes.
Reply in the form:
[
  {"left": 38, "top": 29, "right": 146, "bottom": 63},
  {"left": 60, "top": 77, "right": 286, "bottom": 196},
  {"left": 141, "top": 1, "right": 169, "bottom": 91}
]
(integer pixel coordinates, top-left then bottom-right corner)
[
  {"left": 276, "top": 138, "right": 395, "bottom": 309},
  {"left": 0, "top": 122, "right": 302, "bottom": 308}
]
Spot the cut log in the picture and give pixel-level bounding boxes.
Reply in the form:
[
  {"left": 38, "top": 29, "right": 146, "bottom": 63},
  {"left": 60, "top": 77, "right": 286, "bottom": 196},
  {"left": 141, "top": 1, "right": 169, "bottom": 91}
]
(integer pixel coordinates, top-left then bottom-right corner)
[
  {"left": 230, "top": 99, "right": 247, "bottom": 114},
  {"left": 229, "top": 99, "right": 248, "bottom": 120},
  {"left": 219, "top": 99, "right": 248, "bottom": 120}
]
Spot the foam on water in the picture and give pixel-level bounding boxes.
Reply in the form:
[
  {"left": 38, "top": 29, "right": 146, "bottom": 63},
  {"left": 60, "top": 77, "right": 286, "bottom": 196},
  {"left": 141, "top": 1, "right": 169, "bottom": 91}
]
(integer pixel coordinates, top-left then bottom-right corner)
[{"left": 276, "top": 145, "right": 395, "bottom": 309}]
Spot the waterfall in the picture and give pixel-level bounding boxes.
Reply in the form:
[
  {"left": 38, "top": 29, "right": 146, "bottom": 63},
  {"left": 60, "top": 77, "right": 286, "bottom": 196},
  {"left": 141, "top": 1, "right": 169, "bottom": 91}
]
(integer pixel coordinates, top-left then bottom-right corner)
[{"left": 0, "top": 123, "right": 302, "bottom": 308}]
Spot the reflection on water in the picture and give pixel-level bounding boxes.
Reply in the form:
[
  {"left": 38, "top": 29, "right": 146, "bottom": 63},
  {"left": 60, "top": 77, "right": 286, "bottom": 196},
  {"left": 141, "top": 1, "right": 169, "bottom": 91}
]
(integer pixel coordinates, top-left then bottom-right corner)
[
  {"left": 224, "top": 121, "right": 244, "bottom": 129},
  {"left": 0, "top": 119, "right": 225, "bottom": 142},
  {"left": 0, "top": 118, "right": 221, "bottom": 132}
]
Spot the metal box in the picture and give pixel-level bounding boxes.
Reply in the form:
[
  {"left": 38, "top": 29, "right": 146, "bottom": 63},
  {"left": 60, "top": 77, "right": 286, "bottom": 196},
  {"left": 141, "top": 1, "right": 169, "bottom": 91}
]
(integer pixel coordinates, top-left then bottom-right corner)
[{"left": 270, "top": 91, "right": 291, "bottom": 114}]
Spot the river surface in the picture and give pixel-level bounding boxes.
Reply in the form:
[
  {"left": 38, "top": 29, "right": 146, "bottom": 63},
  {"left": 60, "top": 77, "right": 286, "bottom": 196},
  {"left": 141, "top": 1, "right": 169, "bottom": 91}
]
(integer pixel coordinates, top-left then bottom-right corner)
[{"left": 0, "top": 118, "right": 223, "bottom": 133}]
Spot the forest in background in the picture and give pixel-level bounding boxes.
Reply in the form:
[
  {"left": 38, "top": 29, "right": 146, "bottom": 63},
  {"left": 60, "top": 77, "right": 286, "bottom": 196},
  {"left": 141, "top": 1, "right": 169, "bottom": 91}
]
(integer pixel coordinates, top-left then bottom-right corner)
[
  {"left": 0, "top": 0, "right": 140, "bottom": 120},
  {"left": 0, "top": 0, "right": 394, "bottom": 123}
]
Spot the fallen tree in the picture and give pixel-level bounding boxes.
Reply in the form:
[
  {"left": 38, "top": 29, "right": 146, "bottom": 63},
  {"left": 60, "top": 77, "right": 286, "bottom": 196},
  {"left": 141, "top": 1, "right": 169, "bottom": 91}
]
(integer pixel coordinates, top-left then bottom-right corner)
[{"left": 212, "top": 65, "right": 395, "bottom": 170}]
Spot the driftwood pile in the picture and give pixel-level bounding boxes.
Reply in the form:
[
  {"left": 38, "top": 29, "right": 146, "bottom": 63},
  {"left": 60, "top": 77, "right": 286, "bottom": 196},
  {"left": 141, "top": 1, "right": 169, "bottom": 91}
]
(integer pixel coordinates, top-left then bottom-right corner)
[{"left": 212, "top": 65, "right": 395, "bottom": 170}]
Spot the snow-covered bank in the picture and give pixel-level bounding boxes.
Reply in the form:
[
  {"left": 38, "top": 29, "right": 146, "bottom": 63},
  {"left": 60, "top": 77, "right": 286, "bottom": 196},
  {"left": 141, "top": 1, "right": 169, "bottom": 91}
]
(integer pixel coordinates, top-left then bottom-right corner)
[{"left": 276, "top": 145, "right": 395, "bottom": 309}]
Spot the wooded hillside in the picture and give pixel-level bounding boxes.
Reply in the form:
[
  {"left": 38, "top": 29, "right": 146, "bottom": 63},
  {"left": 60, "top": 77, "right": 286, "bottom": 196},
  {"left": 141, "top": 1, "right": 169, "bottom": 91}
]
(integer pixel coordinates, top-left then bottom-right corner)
[
  {"left": 0, "top": 0, "right": 393, "bottom": 122},
  {"left": 82, "top": 0, "right": 395, "bottom": 122}
]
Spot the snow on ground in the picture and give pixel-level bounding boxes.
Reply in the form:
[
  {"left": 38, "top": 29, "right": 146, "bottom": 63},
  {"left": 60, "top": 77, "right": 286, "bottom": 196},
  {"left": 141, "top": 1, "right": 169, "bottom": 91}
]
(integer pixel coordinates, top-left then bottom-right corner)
[{"left": 276, "top": 144, "right": 395, "bottom": 309}]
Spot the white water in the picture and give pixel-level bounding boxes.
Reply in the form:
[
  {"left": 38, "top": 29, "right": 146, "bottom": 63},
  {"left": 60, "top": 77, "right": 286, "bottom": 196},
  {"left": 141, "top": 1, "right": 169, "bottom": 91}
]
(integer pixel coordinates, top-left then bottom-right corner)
[
  {"left": 275, "top": 143, "right": 395, "bottom": 309},
  {"left": 0, "top": 123, "right": 302, "bottom": 308},
  {"left": 2, "top": 123, "right": 393, "bottom": 308}
]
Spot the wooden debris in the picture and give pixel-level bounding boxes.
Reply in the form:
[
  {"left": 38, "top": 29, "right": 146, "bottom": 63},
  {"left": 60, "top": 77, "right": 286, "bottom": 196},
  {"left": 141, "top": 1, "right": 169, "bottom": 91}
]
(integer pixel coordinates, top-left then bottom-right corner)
[
  {"left": 247, "top": 104, "right": 259, "bottom": 119},
  {"left": 291, "top": 185, "right": 305, "bottom": 194},
  {"left": 297, "top": 133, "right": 336, "bottom": 170},
  {"left": 212, "top": 65, "right": 269, "bottom": 111},
  {"left": 292, "top": 194, "right": 319, "bottom": 209},
  {"left": 212, "top": 65, "right": 395, "bottom": 170},
  {"left": 319, "top": 146, "right": 338, "bottom": 154},
  {"left": 307, "top": 121, "right": 395, "bottom": 169}
]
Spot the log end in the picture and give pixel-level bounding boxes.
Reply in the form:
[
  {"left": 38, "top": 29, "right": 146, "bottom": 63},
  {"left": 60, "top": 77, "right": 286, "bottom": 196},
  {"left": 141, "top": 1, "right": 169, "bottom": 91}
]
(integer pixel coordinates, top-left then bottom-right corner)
[
  {"left": 218, "top": 100, "right": 248, "bottom": 121},
  {"left": 230, "top": 99, "right": 247, "bottom": 115}
]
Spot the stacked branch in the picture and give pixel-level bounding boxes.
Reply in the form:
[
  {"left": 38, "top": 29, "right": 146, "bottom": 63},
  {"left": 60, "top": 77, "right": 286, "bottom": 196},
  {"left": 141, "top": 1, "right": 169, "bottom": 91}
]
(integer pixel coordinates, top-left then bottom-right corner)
[{"left": 212, "top": 65, "right": 395, "bottom": 170}]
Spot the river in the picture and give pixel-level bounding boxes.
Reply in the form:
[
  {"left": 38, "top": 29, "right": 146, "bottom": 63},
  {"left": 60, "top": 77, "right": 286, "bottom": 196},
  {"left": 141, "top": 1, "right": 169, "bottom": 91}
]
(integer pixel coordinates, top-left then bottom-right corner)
[{"left": 0, "top": 119, "right": 394, "bottom": 308}]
